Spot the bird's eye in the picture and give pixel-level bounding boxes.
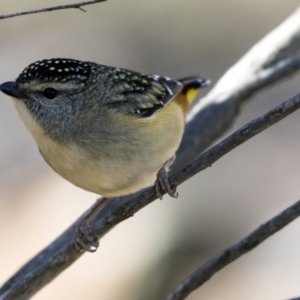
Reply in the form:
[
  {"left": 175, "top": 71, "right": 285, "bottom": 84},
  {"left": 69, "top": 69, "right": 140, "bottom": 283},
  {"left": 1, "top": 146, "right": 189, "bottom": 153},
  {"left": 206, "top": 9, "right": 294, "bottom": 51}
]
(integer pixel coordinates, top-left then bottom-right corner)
[{"left": 43, "top": 87, "right": 57, "bottom": 100}]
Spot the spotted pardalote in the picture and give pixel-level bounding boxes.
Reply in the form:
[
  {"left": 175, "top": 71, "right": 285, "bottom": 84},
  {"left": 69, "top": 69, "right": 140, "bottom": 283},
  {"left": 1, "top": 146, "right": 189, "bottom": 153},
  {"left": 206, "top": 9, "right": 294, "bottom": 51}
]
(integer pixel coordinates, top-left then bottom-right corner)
[{"left": 0, "top": 58, "right": 210, "bottom": 251}]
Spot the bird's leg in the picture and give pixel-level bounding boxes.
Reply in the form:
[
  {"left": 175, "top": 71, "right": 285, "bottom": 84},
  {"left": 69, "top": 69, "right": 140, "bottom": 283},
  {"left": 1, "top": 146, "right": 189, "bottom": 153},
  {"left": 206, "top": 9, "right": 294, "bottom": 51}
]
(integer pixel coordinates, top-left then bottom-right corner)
[
  {"left": 74, "top": 197, "right": 112, "bottom": 252},
  {"left": 155, "top": 156, "right": 178, "bottom": 199}
]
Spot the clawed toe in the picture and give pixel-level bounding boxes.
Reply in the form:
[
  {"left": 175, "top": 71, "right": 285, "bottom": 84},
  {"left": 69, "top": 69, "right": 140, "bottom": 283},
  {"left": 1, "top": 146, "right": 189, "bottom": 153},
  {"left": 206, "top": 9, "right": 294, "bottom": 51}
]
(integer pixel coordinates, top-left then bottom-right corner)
[
  {"left": 73, "top": 197, "right": 111, "bottom": 253},
  {"left": 74, "top": 220, "right": 99, "bottom": 253},
  {"left": 155, "top": 165, "right": 178, "bottom": 199}
]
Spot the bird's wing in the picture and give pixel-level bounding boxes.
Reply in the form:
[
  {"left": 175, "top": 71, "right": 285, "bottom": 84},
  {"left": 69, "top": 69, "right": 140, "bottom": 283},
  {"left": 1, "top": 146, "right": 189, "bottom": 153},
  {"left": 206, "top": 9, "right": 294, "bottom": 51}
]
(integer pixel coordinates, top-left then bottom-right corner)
[{"left": 108, "top": 68, "right": 183, "bottom": 117}]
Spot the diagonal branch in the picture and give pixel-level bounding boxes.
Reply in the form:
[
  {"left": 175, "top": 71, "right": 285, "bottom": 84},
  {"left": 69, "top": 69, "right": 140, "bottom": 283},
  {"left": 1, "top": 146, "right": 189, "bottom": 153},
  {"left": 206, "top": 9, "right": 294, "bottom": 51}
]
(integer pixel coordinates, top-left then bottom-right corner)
[
  {"left": 171, "top": 92, "right": 300, "bottom": 187},
  {"left": 166, "top": 198, "right": 300, "bottom": 300},
  {"left": 175, "top": 6, "right": 300, "bottom": 170},
  {"left": 0, "top": 0, "right": 107, "bottom": 20},
  {"left": 1, "top": 92, "right": 300, "bottom": 299},
  {"left": 2, "top": 5, "right": 300, "bottom": 300}
]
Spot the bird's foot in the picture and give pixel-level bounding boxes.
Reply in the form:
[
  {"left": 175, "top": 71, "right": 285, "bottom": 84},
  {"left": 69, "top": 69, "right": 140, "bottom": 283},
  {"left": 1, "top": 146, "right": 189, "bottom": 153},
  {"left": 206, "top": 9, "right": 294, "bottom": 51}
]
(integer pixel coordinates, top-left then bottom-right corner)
[
  {"left": 155, "top": 165, "right": 178, "bottom": 200},
  {"left": 74, "top": 219, "right": 99, "bottom": 252},
  {"left": 73, "top": 197, "right": 111, "bottom": 252}
]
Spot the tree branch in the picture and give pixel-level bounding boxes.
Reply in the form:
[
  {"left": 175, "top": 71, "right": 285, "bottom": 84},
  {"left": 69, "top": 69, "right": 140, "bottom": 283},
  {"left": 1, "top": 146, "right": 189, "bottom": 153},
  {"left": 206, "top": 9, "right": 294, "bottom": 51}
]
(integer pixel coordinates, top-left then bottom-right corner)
[
  {"left": 2, "top": 92, "right": 300, "bottom": 299},
  {"left": 171, "top": 92, "right": 300, "bottom": 187},
  {"left": 0, "top": 0, "right": 107, "bottom": 20},
  {"left": 174, "top": 6, "right": 300, "bottom": 170},
  {"left": 166, "top": 198, "right": 300, "bottom": 300},
  {"left": 2, "top": 5, "right": 300, "bottom": 300}
]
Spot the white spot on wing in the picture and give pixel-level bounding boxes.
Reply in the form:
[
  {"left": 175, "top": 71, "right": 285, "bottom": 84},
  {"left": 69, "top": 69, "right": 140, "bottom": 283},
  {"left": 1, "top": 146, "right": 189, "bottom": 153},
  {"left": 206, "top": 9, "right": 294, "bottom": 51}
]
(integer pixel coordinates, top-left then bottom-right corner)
[
  {"left": 162, "top": 82, "right": 173, "bottom": 96},
  {"left": 150, "top": 74, "right": 160, "bottom": 80}
]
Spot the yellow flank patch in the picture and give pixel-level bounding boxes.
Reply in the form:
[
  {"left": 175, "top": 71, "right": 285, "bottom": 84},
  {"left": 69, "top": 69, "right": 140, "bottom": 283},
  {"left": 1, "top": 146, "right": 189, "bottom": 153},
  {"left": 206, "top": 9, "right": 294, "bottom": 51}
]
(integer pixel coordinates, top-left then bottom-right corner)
[{"left": 186, "top": 88, "right": 199, "bottom": 104}]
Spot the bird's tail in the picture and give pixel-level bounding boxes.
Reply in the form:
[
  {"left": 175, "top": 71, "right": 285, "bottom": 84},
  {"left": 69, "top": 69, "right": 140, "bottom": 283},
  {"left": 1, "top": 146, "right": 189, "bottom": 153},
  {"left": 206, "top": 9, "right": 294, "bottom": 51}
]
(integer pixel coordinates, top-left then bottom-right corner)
[{"left": 175, "top": 76, "right": 211, "bottom": 116}]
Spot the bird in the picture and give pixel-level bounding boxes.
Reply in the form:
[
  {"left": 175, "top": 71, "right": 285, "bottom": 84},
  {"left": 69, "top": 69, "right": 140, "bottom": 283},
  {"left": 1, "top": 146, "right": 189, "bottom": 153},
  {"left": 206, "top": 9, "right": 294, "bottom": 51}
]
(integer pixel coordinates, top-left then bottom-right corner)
[{"left": 0, "top": 58, "right": 210, "bottom": 252}]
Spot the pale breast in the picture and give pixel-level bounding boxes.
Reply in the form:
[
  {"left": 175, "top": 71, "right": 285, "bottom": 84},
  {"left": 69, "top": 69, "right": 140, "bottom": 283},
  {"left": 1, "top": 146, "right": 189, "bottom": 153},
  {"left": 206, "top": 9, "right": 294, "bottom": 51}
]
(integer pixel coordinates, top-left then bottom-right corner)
[{"left": 12, "top": 98, "right": 184, "bottom": 197}]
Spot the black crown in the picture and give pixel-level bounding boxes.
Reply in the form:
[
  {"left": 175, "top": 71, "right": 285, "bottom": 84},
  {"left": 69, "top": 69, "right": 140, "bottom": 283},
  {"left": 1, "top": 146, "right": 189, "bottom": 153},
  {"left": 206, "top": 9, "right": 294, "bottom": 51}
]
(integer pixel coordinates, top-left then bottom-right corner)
[{"left": 16, "top": 58, "right": 92, "bottom": 83}]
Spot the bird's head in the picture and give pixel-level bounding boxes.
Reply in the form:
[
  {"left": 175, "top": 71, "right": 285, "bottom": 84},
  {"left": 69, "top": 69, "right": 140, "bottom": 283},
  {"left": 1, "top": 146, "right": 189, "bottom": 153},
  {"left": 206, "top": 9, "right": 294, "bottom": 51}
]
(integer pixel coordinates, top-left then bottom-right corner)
[{"left": 0, "top": 58, "right": 103, "bottom": 142}]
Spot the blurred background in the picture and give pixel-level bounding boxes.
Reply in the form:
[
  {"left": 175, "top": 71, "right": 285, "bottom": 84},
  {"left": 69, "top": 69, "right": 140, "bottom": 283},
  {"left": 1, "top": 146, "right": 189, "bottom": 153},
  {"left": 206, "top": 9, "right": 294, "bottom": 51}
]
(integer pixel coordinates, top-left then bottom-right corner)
[{"left": 1, "top": 1, "right": 300, "bottom": 299}]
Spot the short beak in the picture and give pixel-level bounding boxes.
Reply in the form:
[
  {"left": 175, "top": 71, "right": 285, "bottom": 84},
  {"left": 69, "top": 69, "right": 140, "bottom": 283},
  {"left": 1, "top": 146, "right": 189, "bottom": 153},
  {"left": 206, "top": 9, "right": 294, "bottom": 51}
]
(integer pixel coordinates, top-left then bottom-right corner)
[{"left": 0, "top": 81, "right": 23, "bottom": 99}]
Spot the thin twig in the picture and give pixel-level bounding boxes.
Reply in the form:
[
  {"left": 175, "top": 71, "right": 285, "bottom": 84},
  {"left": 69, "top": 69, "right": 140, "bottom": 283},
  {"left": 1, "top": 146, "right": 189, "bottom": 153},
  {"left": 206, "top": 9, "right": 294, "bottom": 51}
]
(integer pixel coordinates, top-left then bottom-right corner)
[
  {"left": 0, "top": 0, "right": 107, "bottom": 20},
  {"left": 166, "top": 199, "right": 300, "bottom": 300},
  {"left": 1, "top": 92, "right": 300, "bottom": 299}
]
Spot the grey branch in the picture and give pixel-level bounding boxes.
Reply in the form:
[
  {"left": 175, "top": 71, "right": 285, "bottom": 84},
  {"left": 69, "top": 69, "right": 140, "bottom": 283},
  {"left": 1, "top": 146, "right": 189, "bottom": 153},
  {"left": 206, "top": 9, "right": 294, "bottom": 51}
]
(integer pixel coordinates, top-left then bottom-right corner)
[
  {"left": 174, "top": 6, "right": 300, "bottom": 170},
  {"left": 0, "top": 0, "right": 107, "bottom": 20},
  {"left": 2, "top": 5, "right": 300, "bottom": 300},
  {"left": 171, "top": 92, "right": 300, "bottom": 187},
  {"left": 166, "top": 198, "right": 300, "bottom": 300},
  {"left": 2, "top": 91, "right": 300, "bottom": 300}
]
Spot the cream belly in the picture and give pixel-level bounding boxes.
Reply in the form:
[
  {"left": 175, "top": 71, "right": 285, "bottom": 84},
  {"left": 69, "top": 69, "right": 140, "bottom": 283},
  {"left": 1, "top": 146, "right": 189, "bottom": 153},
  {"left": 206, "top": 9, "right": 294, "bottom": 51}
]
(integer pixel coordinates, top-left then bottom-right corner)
[
  {"left": 39, "top": 140, "right": 162, "bottom": 197},
  {"left": 12, "top": 98, "right": 184, "bottom": 197}
]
